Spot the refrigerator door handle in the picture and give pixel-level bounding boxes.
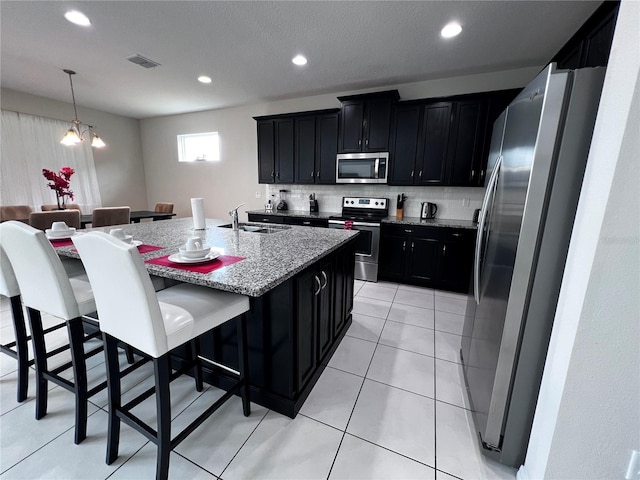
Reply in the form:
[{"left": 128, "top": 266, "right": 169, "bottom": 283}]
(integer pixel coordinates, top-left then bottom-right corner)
[{"left": 474, "top": 155, "right": 503, "bottom": 304}]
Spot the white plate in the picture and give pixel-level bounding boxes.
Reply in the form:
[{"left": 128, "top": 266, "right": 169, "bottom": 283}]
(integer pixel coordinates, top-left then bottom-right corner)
[{"left": 167, "top": 251, "right": 221, "bottom": 264}]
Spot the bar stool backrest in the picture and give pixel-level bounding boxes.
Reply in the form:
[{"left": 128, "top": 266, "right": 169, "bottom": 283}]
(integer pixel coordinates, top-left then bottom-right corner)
[
  {"left": 41, "top": 204, "right": 83, "bottom": 214},
  {"left": 0, "top": 221, "right": 80, "bottom": 319},
  {"left": 73, "top": 231, "right": 168, "bottom": 356},
  {"left": 0, "top": 246, "right": 20, "bottom": 297}
]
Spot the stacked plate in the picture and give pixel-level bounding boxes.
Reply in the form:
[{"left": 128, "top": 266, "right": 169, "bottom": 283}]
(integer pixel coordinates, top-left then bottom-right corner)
[
  {"left": 169, "top": 247, "right": 220, "bottom": 264},
  {"left": 45, "top": 227, "right": 76, "bottom": 240}
]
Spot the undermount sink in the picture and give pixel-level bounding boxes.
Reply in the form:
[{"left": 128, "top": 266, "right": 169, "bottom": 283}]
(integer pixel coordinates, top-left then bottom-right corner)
[{"left": 217, "top": 222, "right": 291, "bottom": 234}]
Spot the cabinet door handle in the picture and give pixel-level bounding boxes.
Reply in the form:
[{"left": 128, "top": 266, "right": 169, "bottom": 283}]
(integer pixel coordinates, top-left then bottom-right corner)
[
  {"left": 404, "top": 229, "right": 413, "bottom": 233},
  {"left": 452, "top": 233, "right": 462, "bottom": 237},
  {"left": 317, "top": 171, "right": 321, "bottom": 178},
  {"left": 314, "top": 275, "right": 321, "bottom": 296},
  {"left": 411, "top": 241, "right": 414, "bottom": 252},
  {"left": 303, "top": 221, "right": 311, "bottom": 225},
  {"left": 321, "top": 271, "right": 328, "bottom": 289},
  {"left": 443, "top": 245, "right": 447, "bottom": 254},
  {"left": 311, "top": 171, "right": 314, "bottom": 178},
  {"left": 480, "top": 170, "right": 485, "bottom": 182},
  {"left": 410, "top": 170, "right": 414, "bottom": 178},
  {"left": 419, "top": 170, "right": 423, "bottom": 178},
  {"left": 470, "top": 170, "right": 475, "bottom": 181},
  {"left": 271, "top": 171, "right": 275, "bottom": 179},
  {"left": 365, "top": 139, "right": 369, "bottom": 147},
  {"left": 358, "top": 139, "right": 362, "bottom": 146},
  {"left": 276, "top": 171, "right": 280, "bottom": 179},
  {"left": 402, "top": 241, "right": 406, "bottom": 251},
  {"left": 261, "top": 218, "right": 269, "bottom": 222}
]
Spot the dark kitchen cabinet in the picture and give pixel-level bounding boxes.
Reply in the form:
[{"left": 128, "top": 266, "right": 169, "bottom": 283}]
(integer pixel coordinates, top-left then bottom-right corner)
[
  {"left": 247, "top": 213, "right": 328, "bottom": 227},
  {"left": 418, "top": 102, "right": 452, "bottom": 185},
  {"left": 338, "top": 90, "right": 399, "bottom": 153},
  {"left": 247, "top": 213, "right": 285, "bottom": 224},
  {"left": 255, "top": 118, "right": 294, "bottom": 184},
  {"left": 389, "top": 90, "right": 518, "bottom": 187},
  {"left": 379, "top": 224, "right": 475, "bottom": 293},
  {"left": 295, "top": 111, "right": 339, "bottom": 184},
  {"left": 553, "top": 1, "right": 619, "bottom": 70}
]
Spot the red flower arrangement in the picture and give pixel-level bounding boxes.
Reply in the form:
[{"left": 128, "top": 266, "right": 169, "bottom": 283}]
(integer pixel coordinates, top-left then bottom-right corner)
[{"left": 42, "top": 167, "right": 75, "bottom": 209}]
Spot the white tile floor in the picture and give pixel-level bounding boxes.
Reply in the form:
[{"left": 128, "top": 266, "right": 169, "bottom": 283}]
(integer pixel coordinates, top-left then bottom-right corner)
[{"left": 0, "top": 281, "right": 517, "bottom": 480}]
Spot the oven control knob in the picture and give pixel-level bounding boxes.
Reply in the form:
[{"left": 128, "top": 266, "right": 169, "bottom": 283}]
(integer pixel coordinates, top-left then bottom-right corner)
[
  {"left": 381, "top": 200, "right": 385, "bottom": 206},
  {"left": 375, "top": 202, "right": 379, "bottom": 205}
]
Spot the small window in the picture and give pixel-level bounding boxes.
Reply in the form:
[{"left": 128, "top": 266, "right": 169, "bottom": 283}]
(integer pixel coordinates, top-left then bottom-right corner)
[{"left": 177, "top": 132, "right": 220, "bottom": 162}]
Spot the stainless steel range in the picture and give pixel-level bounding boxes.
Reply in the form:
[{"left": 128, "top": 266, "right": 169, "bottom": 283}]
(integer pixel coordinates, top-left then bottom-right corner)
[{"left": 328, "top": 196, "right": 389, "bottom": 282}]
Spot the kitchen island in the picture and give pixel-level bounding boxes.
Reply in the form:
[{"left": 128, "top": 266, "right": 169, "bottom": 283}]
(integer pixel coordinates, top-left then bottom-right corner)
[{"left": 56, "top": 218, "right": 358, "bottom": 417}]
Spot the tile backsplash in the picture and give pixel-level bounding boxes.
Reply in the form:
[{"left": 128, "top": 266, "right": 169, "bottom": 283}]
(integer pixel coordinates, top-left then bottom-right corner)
[{"left": 265, "top": 185, "right": 484, "bottom": 220}]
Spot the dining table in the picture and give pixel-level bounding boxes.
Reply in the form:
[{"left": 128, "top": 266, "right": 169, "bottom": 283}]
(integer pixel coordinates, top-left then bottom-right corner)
[
  {"left": 80, "top": 210, "right": 176, "bottom": 228},
  {"left": 51, "top": 217, "right": 359, "bottom": 418}
]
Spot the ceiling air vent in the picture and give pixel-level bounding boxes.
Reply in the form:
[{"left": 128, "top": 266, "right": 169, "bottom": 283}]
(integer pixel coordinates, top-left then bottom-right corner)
[{"left": 126, "top": 54, "right": 161, "bottom": 69}]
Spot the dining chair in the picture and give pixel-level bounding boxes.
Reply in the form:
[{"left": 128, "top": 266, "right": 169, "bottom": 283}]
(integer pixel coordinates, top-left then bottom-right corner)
[
  {"left": 73, "top": 231, "right": 251, "bottom": 480},
  {"left": 41, "top": 203, "right": 83, "bottom": 214},
  {"left": 92, "top": 206, "right": 130, "bottom": 228},
  {"left": 0, "top": 205, "right": 33, "bottom": 223},
  {"left": 29, "top": 210, "right": 81, "bottom": 230},
  {"left": 154, "top": 202, "right": 174, "bottom": 214},
  {"left": 0, "top": 221, "right": 104, "bottom": 444}
]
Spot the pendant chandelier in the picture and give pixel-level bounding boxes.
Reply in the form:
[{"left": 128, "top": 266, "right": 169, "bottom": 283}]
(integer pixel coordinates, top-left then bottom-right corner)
[{"left": 60, "top": 69, "right": 106, "bottom": 148}]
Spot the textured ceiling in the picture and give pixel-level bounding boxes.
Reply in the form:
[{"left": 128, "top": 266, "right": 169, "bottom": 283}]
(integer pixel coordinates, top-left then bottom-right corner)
[{"left": 0, "top": 1, "right": 600, "bottom": 119}]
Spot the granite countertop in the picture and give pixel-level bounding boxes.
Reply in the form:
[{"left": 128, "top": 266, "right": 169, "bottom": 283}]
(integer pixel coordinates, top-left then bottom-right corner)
[
  {"left": 382, "top": 216, "right": 477, "bottom": 229},
  {"left": 56, "top": 217, "right": 358, "bottom": 297},
  {"left": 245, "top": 209, "right": 337, "bottom": 220},
  {"left": 246, "top": 209, "right": 476, "bottom": 229}
]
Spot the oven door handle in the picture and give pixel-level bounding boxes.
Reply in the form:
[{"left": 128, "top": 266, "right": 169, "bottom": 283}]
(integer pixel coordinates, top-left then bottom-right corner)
[{"left": 328, "top": 220, "right": 379, "bottom": 228}]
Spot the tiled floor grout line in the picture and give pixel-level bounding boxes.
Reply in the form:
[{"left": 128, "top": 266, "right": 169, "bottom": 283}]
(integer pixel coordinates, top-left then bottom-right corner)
[
  {"left": 433, "top": 295, "right": 439, "bottom": 478},
  {"left": 218, "top": 407, "right": 270, "bottom": 479}
]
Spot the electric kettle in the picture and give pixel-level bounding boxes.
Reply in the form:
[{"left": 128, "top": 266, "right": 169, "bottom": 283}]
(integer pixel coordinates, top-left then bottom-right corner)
[{"left": 420, "top": 202, "right": 437, "bottom": 219}]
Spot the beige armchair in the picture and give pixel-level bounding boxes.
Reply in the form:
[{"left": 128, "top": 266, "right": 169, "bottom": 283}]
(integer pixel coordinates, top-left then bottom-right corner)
[
  {"left": 92, "top": 207, "right": 130, "bottom": 228},
  {"left": 29, "top": 210, "right": 81, "bottom": 230},
  {"left": 0, "top": 205, "right": 33, "bottom": 223}
]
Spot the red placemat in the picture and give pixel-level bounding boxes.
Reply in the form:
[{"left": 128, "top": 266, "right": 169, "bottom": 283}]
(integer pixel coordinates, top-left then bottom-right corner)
[
  {"left": 50, "top": 238, "right": 74, "bottom": 247},
  {"left": 145, "top": 254, "right": 245, "bottom": 273},
  {"left": 137, "top": 244, "right": 164, "bottom": 254}
]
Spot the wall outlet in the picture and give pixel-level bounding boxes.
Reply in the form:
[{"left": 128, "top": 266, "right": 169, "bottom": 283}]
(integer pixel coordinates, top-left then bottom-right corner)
[
  {"left": 462, "top": 198, "right": 470, "bottom": 207},
  {"left": 255, "top": 191, "right": 262, "bottom": 199}
]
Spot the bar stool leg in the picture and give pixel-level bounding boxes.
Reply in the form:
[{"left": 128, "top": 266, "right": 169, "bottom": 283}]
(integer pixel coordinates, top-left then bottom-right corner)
[
  {"left": 104, "top": 334, "right": 121, "bottom": 465},
  {"left": 190, "top": 339, "right": 203, "bottom": 392},
  {"left": 10, "top": 296, "right": 29, "bottom": 402},
  {"left": 68, "top": 317, "right": 89, "bottom": 444},
  {"left": 154, "top": 355, "right": 171, "bottom": 480},
  {"left": 237, "top": 314, "right": 251, "bottom": 417},
  {"left": 26, "top": 307, "right": 48, "bottom": 420}
]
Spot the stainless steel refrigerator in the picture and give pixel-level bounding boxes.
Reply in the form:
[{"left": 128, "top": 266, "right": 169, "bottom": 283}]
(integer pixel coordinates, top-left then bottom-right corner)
[{"left": 460, "top": 64, "right": 605, "bottom": 467}]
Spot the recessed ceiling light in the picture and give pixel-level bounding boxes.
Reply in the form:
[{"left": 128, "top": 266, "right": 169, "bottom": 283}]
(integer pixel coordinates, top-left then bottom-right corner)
[
  {"left": 292, "top": 55, "right": 307, "bottom": 66},
  {"left": 198, "top": 76, "right": 212, "bottom": 84},
  {"left": 441, "top": 22, "right": 462, "bottom": 38},
  {"left": 64, "top": 10, "right": 91, "bottom": 27}
]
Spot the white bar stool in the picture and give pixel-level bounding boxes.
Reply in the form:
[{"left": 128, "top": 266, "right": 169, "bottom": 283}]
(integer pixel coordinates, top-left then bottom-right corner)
[
  {"left": 73, "top": 231, "right": 251, "bottom": 480},
  {"left": 0, "top": 221, "right": 105, "bottom": 444}
]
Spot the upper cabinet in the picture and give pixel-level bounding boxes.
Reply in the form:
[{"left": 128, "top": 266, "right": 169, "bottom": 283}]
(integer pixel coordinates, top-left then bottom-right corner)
[
  {"left": 255, "top": 109, "right": 339, "bottom": 185},
  {"left": 337, "top": 90, "right": 399, "bottom": 153},
  {"left": 553, "top": 1, "right": 619, "bottom": 70},
  {"left": 389, "top": 90, "right": 518, "bottom": 187}
]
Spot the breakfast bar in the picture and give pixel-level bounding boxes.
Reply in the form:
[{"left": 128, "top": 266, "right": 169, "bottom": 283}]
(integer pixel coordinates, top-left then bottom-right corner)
[{"left": 55, "top": 217, "right": 358, "bottom": 417}]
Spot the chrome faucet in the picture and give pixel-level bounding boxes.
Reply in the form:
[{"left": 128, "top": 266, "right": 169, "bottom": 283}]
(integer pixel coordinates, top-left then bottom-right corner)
[{"left": 229, "top": 203, "right": 246, "bottom": 231}]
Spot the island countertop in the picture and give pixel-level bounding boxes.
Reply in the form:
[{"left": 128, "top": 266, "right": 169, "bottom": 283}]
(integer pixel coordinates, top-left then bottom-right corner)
[{"left": 56, "top": 217, "right": 358, "bottom": 297}]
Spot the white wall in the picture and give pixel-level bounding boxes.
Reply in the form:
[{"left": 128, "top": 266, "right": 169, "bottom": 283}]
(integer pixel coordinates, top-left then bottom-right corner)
[
  {"left": 1, "top": 88, "right": 147, "bottom": 209},
  {"left": 523, "top": 1, "right": 639, "bottom": 478},
  {"left": 139, "top": 66, "right": 540, "bottom": 222}
]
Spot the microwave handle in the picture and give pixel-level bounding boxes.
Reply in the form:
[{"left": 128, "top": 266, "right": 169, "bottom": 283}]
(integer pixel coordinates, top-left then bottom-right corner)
[{"left": 374, "top": 158, "right": 380, "bottom": 179}]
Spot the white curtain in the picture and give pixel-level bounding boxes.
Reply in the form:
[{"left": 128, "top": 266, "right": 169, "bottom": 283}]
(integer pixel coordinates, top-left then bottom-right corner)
[{"left": 1, "top": 110, "right": 102, "bottom": 212}]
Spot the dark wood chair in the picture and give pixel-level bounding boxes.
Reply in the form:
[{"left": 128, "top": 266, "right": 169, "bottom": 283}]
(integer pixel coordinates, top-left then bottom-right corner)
[
  {"left": 29, "top": 210, "right": 81, "bottom": 230},
  {"left": 92, "top": 207, "right": 130, "bottom": 228}
]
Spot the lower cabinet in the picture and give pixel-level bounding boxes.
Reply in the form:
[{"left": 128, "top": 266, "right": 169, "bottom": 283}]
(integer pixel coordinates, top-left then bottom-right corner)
[
  {"left": 246, "top": 213, "right": 285, "bottom": 224},
  {"left": 247, "top": 213, "right": 328, "bottom": 228},
  {"left": 379, "top": 224, "right": 475, "bottom": 293},
  {"left": 189, "top": 240, "right": 356, "bottom": 418}
]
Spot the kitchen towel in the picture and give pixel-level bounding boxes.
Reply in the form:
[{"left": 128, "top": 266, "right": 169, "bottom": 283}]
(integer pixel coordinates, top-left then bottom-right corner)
[
  {"left": 146, "top": 254, "right": 245, "bottom": 274},
  {"left": 191, "top": 197, "right": 206, "bottom": 230}
]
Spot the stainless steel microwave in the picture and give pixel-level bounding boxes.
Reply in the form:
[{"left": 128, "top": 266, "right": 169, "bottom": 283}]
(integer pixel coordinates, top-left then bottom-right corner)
[{"left": 336, "top": 152, "right": 389, "bottom": 184}]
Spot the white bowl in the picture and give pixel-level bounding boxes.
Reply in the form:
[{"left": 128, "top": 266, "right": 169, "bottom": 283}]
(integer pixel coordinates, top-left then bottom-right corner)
[{"left": 178, "top": 247, "right": 210, "bottom": 259}]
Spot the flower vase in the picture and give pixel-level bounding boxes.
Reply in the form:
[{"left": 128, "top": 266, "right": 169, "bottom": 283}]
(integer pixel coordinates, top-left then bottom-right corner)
[{"left": 56, "top": 193, "right": 66, "bottom": 210}]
